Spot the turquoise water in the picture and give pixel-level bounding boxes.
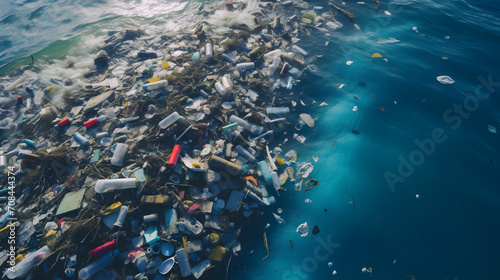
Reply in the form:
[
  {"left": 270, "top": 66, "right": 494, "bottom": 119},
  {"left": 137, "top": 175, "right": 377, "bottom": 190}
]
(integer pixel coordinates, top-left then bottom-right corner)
[{"left": 2, "top": 0, "right": 500, "bottom": 279}]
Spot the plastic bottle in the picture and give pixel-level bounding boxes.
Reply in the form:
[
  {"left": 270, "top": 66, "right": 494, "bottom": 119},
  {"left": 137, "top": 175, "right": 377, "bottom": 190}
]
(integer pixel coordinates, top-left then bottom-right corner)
[
  {"left": 199, "top": 89, "right": 209, "bottom": 98},
  {"left": 167, "top": 145, "right": 182, "bottom": 168},
  {"left": 78, "top": 250, "right": 119, "bottom": 280},
  {"left": 73, "top": 132, "right": 90, "bottom": 146},
  {"left": 208, "top": 155, "right": 242, "bottom": 176},
  {"left": 258, "top": 161, "right": 273, "bottom": 185},
  {"left": 84, "top": 115, "right": 107, "bottom": 128},
  {"left": 142, "top": 80, "right": 168, "bottom": 91},
  {"left": 113, "top": 206, "right": 128, "bottom": 228},
  {"left": 229, "top": 115, "right": 264, "bottom": 135},
  {"left": 205, "top": 43, "right": 213, "bottom": 59},
  {"left": 5, "top": 246, "right": 51, "bottom": 279},
  {"left": 90, "top": 240, "right": 117, "bottom": 257},
  {"left": 111, "top": 143, "right": 127, "bottom": 166},
  {"left": 263, "top": 49, "right": 282, "bottom": 60},
  {"left": 0, "top": 155, "right": 6, "bottom": 171},
  {"left": 260, "top": 31, "right": 270, "bottom": 42},
  {"left": 292, "top": 45, "right": 308, "bottom": 56},
  {"left": 286, "top": 76, "right": 294, "bottom": 90},
  {"left": 54, "top": 117, "right": 70, "bottom": 129},
  {"left": 158, "top": 112, "right": 181, "bottom": 129},
  {"left": 176, "top": 248, "right": 192, "bottom": 277},
  {"left": 266, "top": 107, "right": 290, "bottom": 114},
  {"left": 214, "top": 82, "right": 226, "bottom": 95},
  {"left": 235, "top": 145, "right": 256, "bottom": 163},
  {"left": 221, "top": 75, "right": 231, "bottom": 92},
  {"left": 236, "top": 62, "right": 255, "bottom": 72},
  {"left": 95, "top": 178, "right": 138, "bottom": 194},
  {"left": 268, "top": 56, "right": 280, "bottom": 76},
  {"left": 271, "top": 172, "right": 280, "bottom": 193},
  {"left": 0, "top": 211, "right": 11, "bottom": 228}
]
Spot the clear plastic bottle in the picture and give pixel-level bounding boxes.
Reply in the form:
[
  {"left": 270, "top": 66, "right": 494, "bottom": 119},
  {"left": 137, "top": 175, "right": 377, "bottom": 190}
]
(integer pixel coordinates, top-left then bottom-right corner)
[
  {"left": 142, "top": 80, "right": 168, "bottom": 91},
  {"left": 95, "top": 178, "right": 138, "bottom": 194},
  {"left": 73, "top": 132, "right": 90, "bottom": 146},
  {"left": 5, "top": 246, "right": 51, "bottom": 279},
  {"left": 205, "top": 43, "right": 213, "bottom": 59},
  {"left": 78, "top": 250, "right": 119, "bottom": 280},
  {"left": 158, "top": 112, "right": 181, "bottom": 129},
  {"left": 266, "top": 107, "right": 290, "bottom": 114},
  {"left": 110, "top": 143, "right": 127, "bottom": 166}
]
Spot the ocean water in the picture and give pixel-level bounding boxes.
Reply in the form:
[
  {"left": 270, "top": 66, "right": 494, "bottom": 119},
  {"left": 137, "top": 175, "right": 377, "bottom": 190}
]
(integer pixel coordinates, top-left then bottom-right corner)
[{"left": 1, "top": 0, "right": 500, "bottom": 280}]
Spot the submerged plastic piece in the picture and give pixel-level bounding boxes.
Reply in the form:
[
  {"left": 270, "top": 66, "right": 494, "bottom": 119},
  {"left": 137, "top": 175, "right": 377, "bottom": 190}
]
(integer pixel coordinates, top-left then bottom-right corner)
[
  {"left": 437, "top": 75, "right": 455, "bottom": 84},
  {"left": 192, "top": 259, "right": 212, "bottom": 279},
  {"left": 207, "top": 246, "right": 226, "bottom": 262},
  {"left": 95, "top": 178, "right": 137, "bottom": 194},
  {"left": 371, "top": 53, "right": 382, "bottom": 58},
  {"left": 5, "top": 246, "right": 51, "bottom": 279},
  {"left": 299, "top": 113, "right": 315, "bottom": 127},
  {"left": 78, "top": 250, "right": 119, "bottom": 280},
  {"left": 296, "top": 222, "right": 309, "bottom": 237},
  {"left": 488, "top": 124, "right": 497, "bottom": 134},
  {"left": 273, "top": 213, "right": 285, "bottom": 223},
  {"left": 176, "top": 248, "right": 192, "bottom": 277}
]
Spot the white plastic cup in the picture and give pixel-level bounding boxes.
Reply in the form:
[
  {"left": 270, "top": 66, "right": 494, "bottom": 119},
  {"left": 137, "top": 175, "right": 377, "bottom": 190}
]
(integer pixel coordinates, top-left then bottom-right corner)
[
  {"left": 114, "top": 206, "right": 128, "bottom": 228},
  {"left": 159, "top": 112, "right": 181, "bottom": 129},
  {"left": 111, "top": 143, "right": 127, "bottom": 166},
  {"left": 95, "top": 178, "right": 137, "bottom": 194}
]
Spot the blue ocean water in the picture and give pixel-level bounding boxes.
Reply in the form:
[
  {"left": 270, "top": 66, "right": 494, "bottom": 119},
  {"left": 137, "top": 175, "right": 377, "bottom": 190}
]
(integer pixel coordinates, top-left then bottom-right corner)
[{"left": 1, "top": 0, "right": 500, "bottom": 280}]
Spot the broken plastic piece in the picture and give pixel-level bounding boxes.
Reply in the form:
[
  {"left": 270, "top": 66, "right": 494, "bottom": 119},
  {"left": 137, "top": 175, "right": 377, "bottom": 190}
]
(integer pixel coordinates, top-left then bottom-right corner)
[
  {"left": 95, "top": 178, "right": 138, "bottom": 194},
  {"left": 296, "top": 222, "right": 309, "bottom": 237}
]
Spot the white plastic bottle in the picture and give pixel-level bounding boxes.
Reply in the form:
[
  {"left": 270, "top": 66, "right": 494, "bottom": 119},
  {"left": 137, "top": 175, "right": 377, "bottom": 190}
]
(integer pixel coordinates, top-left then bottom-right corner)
[
  {"left": 114, "top": 206, "right": 128, "bottom": 227},
  {"left": 78, "top": 250, "right": 119, "bottom": 280},
  {"left": 5, "top": 246, "right": 51, "bottom": 279},
  {"left": 111, "top": 143, "right": 127, "bottom": 166},
  {"left": 95, "top": 178, "right": 138, "bottom": 194},
  {"left": 268, "top": 56, "right": 280, "bottom": 76},
  {"left": 292, "top": 45, "right": 308, "bottom": 56},
  {"left": 266, "top": 107, "right": 290, "bottom": 114},
  {"left": 229, "top": 115, "right": 264, "bottom": 135},
  {"left": 221, "top": 75, "right": 231, "bottom": 92},
  {"left": 214, "top": 82, "right": 226, "bottom": 95},
  {"left": 236, "top": 62, "right": 255, "bottom": 72},
  {"left": 205, "top": 43, "right": 213, "bottom": 59},
  {"left": 158, "top": 112, "right": 181, "bottom": 129},
  {"left": 142, "top": 80, "right": 168, "bottom": 91}
]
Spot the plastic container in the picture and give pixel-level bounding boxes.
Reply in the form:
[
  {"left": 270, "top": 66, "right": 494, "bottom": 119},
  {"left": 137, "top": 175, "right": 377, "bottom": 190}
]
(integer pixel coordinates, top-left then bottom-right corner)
[
  {"left": 229, "top": 115, "right": 264, "bottom": 135},
  {"left": 113, "top": 206, "right": 128, "bottom": 227},
  {"left": 78, "top": 250, "right": 119, "bottom": 280},
  {"left": 110, "top": 143, "right": 127, "bottom": 166},
  {"left": 5, "top": 246, "right": 51, "bottom": 279},
  {"left": 168, "top": 144, "right": 182, "bottom": 168},
  {"left": 257, "top": 161, "right": 273, "bottom": 185},
  {"left": 214, "top": 82, "right": 226, "bottom": 95},
  {"left": 205, "top": 43, "right": 213, "bottom": 59},
  {"left": 266, "top": 107, "right": 290, "bottom": 114},
  {"left": 221, "top": 75, "right": 231, "bottom": 92},
  {"left": 263, "top": 49, "right": 282, "bottom": 60},
  {"left": 199, "top": 89, "right": 209, "bottom": 98},
  {"left": 236, "top": 62, "right": 255, "bottom": 72},
  {"left": 292, "top": 45, "right": 308, "bottom": 56},
  {"left": 268, "top": 56, "right": 280, "bottom": 76},
  {"left": 90, "top": 240, "right": 117, "bottom": 257},
  {"left": 142, "top": 80, "right": 168, "bottom": 91},
  {"left": 271, "top": 172, "right": 280, "bottom": 193},
  {"left": 95, "top": 178, "right": 138, "bottom": 194},
  {"left": 73, "top": 132, "right": 90, "bottom": 146},
  {"left": 176, "top": 248, "right": 192, "bottom": 277},
  {"left": 159, "top": 112, "right": 180, "bottom": 129},
  {"left": 235, "top": 145, "right": 256, "bottom": 163}
]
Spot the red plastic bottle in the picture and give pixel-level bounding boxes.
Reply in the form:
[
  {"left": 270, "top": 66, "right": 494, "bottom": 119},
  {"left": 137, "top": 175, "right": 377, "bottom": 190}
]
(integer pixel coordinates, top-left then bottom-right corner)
[{"left": 168, "top": 145, "right": 182, "bottom": 168}]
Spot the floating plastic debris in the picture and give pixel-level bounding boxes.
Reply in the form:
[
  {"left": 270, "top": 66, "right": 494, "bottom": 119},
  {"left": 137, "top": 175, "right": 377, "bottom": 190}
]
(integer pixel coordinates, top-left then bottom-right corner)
[
  {"left": 273, "top": 213, "right": 285, "bottom": 224},
  {"left": 312, "top": 155, "right": 318, "bottom": 162},
  {"left": 296, "top": 222, "right": 309, "bottom": 237},
  {"left": 416, "top": 194, "right": 420, "bottom": 198},
  {"left": 353, "top": 106, "right": 358, "bottom": 112},
  {"left": 339, "top": 84, "right": 345, "bottom": 89},
  {"left": 437, "top": 76, "right": 455, "bottom": 84},
  {"left": 384, "top": 10, "right": 392, "bottom": 16},
  {"left": 305, "top": 198, "right": 312, "bottom": 203},
  {"left": 328, "top": 262, "right": 333, "bottom": 267},
  {"left": 412, "top": 27, "right": 419, "bottom": 33},
  {"left": 372, "top": 53, "right": 382, "bottom": 58},
  {"left": 346, "top": 61, "right": 353, "bottom": 65},
  {"left": 488, "top": 124, "right": 497, "bottom": 134}
]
